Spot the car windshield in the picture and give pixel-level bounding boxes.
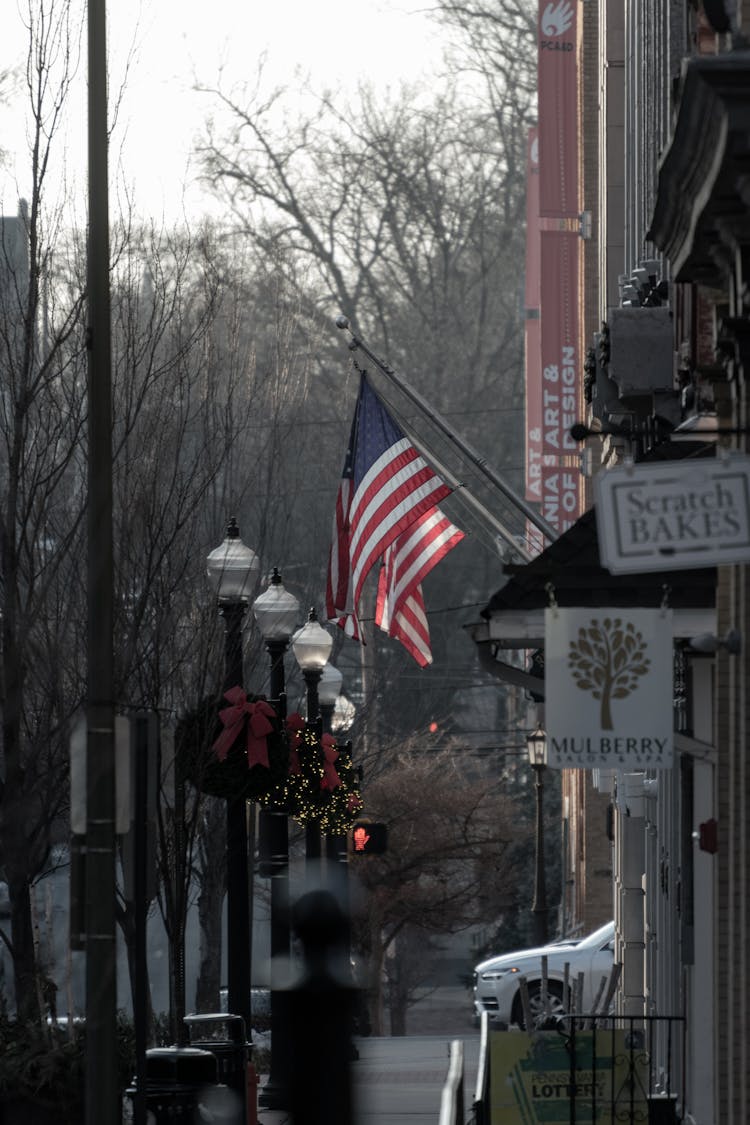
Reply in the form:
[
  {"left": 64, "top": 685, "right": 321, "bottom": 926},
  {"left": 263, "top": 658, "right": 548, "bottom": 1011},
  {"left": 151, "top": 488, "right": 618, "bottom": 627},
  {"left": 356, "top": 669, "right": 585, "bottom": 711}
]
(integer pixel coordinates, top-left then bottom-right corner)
[{"left": 574, "top": 921, "right": 614, "bottom": 950}]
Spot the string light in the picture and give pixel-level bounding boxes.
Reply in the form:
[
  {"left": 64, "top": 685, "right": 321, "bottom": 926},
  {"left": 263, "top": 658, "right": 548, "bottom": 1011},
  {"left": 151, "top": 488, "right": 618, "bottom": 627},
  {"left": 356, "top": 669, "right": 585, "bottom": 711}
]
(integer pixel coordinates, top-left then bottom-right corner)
[{"left": 259, "top": 721, "right": 363, "bottom": 835}]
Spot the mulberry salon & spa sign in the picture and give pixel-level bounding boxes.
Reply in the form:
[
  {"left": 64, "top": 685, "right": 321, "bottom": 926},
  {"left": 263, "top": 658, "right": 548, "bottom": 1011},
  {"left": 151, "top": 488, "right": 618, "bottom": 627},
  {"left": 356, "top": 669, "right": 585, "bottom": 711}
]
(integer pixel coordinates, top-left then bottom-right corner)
[{"left": 544, "top": 607, "right": 673, "bottom": 769}]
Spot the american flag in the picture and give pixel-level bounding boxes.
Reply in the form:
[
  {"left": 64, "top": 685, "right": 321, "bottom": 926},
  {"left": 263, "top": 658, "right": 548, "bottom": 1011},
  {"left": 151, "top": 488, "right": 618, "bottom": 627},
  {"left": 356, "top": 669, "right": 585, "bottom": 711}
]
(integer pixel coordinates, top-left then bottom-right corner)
[
  {"left": 326, "top": 373, "right": 456, "bottom": 647},
  {"left": 375, "top": 508, "right": 464, "bottom": 666}
]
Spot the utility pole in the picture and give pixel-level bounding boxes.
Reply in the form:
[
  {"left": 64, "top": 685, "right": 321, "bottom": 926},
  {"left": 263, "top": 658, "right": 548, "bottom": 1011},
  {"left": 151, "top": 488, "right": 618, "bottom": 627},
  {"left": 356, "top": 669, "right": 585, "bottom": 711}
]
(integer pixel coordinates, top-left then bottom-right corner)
[{"left": 86, "top": 1, "right": 117, "bottom": 1122}]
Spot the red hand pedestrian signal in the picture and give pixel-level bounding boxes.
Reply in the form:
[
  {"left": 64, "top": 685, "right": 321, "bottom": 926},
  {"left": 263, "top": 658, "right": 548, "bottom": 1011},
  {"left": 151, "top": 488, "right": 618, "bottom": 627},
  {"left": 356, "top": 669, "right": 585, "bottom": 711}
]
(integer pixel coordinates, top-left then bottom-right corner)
[{"left": 351, "top": 821, "right": 388, "bottom": 854}]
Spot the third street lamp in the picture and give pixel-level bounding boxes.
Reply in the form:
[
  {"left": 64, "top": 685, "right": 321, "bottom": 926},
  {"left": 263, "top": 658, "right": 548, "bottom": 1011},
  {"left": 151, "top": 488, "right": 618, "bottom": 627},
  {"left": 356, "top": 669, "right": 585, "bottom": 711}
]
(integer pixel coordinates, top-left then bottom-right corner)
[{"left": 292, "top": 608, "right": 333, "bottom": 862}]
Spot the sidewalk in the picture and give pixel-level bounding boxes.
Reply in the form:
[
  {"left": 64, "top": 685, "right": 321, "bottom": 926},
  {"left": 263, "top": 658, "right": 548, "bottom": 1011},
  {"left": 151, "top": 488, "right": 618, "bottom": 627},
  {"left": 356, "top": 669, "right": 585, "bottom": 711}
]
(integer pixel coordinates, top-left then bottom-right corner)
[{"left": 255, "top": 986, "right": 479, "bottom": 1125}]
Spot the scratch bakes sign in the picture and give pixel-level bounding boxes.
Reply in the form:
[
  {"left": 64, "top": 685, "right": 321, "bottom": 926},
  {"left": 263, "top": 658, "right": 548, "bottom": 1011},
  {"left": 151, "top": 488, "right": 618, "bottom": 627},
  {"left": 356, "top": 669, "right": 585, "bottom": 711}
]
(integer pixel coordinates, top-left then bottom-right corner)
[
  {"left": 595, "top": 456, "right": 750, "bottom": 573},
  {"left": 545, "top": 607, "right": 673, "bottom": 769}
]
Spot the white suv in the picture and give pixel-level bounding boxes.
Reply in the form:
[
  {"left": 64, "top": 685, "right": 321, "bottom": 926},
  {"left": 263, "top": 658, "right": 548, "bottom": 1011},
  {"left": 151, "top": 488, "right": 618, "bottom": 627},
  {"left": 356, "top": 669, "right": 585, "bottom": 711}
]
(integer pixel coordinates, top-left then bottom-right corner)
[{"left": 473, "top": 920, "right": 615, "bottom": 1029}]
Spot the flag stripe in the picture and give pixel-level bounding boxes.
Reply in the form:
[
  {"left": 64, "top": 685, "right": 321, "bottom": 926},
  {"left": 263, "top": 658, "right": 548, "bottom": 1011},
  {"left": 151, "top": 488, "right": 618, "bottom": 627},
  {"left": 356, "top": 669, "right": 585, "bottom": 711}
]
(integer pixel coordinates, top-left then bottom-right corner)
[
  {"left": 389, "top": 587, "right": 433, "bottom": 667},
  {"left": 351, "top": 472, "right": 450, "bottom": 607},
  {"left": 349, "top": 448, "right": 446, "bottom": 556},
  {"left": 374, "top": 506, "right": 464, "bottom": 666},
  {"left": 384, "top": 512, "right": 464, "bottom": 606}
]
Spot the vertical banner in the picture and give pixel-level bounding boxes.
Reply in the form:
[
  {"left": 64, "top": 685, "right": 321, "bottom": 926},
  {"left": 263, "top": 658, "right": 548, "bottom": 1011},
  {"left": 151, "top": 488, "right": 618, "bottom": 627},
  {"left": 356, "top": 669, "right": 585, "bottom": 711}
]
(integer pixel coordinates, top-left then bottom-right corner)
[
  {"left": 540, "top": 229, "right": 579, "bottom": 461},
  {"left": 532, "top": 0, "right": 584, "bottom": 535},
  {"left": 541, "top": 463, "right": 580, "bottom": 533},
  {"left": 525, "top": 317, "right": 542, "bottom": 504},
  {"left": 535, "top": 0, "right": 583, "bottom": 537},
  {"left": 544, "top": 607, "right": 674, "bottom": 769},
  {"left": 525, "top": 129, "right": 542, "bottom": 507},
  {"left": 537, "top": 0, "right": 578, "bottom": 218},
  {"left": 539, "top": 228, "right": 582, "bottom": 533}
]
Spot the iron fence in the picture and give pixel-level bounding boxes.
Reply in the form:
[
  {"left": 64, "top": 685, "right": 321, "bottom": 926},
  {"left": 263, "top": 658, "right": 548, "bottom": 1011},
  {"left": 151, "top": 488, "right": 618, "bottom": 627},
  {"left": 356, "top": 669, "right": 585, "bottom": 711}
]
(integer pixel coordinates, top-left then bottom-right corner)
[{"left": 557, "top": 1013, "right": 684, "bottom": 1123}]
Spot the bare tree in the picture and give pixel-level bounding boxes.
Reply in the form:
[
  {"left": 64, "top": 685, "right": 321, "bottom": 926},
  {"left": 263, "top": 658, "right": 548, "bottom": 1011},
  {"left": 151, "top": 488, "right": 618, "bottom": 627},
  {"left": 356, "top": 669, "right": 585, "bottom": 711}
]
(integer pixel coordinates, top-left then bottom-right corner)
[
  {"left": 197, "top": 78, "right": 527, "bottom": 409},
  {"left": 193, "top": 796, "right": 225, "bottom": 1012},
  {"left": 432, "top": 0, "right": 536, "bottom": 107},
  {"left": 0, "top": 0, "right": 88, "bottom": 1024},
  {"left": 349, "top": 744, "right": 527, "bottom": 1035}
]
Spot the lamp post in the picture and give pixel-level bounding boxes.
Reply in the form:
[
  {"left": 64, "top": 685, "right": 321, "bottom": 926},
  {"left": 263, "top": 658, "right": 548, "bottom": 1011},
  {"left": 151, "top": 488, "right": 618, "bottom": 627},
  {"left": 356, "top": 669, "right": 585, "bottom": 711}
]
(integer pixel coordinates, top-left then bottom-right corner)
[
  {"left": 252, "top": 568, "right": 299, "bottom": 1112},
  {"left": 206, "top": 518, "right": 260, "bottom": 1037},
  {"left": 319, "top": 662, "right": 344, "bottom": 876},
  {"left": 526, "top": 726, "right": 549, "bottom": 946},
  {"left": 320, "top": 662, "right": 343, "bottom": 865},
  {"left": 292, "top": 608, "right": 333, "bottom": 861}
]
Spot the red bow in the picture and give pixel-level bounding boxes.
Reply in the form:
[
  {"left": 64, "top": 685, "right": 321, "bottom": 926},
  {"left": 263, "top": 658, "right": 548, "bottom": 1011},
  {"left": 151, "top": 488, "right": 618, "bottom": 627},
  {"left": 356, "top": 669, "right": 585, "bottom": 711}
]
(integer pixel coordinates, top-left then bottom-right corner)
[
  {"left": 212, "top": 687, "right": 276, "bottom": 769},
  {"left": 285, "top": 712, "right": 305, "bottom": 776},
  {"left": 320, "top": 733, "right": 341, "bottom": 791},
  {"left": 286, "top": 712, "right": 305, "bottom": 747}
]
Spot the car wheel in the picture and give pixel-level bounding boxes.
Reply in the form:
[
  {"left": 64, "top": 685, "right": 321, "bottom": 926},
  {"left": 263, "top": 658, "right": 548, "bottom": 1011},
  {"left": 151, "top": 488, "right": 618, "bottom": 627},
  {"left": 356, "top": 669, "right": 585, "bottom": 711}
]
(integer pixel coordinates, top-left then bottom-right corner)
[{"left": 512, "top": 981, "right": 566, "bottom": 1030}]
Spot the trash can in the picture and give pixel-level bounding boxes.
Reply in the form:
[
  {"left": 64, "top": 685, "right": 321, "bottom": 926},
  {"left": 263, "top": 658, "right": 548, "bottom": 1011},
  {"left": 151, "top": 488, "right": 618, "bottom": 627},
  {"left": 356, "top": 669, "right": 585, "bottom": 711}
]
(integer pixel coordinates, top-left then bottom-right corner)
[
  {"left": 184, "top": 1014, "right": 253, "bottom": 1125},
  {"left": 126, "top": 1046, "right": 219, "bottom": 1123}
]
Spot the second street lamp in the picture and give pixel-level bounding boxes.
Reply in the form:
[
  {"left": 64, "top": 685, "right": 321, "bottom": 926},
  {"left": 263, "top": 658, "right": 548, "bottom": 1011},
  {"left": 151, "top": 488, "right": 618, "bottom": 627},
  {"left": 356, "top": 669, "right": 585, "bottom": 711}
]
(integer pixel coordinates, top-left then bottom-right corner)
[
  {"left": 206, "top": 518, "right": 260, "bottom": 1042},
  {"left": 526, "top": 725, "right": 549, "bottom": 947},
  {"left": 252, "top": 568, "right": 300, "bottom": 699}
]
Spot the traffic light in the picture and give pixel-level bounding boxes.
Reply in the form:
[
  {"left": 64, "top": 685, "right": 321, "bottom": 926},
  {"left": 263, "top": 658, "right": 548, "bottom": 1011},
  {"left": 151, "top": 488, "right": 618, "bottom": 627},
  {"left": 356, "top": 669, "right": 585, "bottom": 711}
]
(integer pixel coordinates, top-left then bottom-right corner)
[{"left": 351, "top": 821, "right": 388, "bottom": 854}]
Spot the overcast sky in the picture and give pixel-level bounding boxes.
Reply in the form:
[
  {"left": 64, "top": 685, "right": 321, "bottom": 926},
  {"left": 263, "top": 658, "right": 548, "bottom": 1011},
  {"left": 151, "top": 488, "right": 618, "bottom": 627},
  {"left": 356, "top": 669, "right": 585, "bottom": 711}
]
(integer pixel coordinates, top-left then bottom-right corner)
[{"left": 0, "top": 0, "right": 443, "bottom": 223}]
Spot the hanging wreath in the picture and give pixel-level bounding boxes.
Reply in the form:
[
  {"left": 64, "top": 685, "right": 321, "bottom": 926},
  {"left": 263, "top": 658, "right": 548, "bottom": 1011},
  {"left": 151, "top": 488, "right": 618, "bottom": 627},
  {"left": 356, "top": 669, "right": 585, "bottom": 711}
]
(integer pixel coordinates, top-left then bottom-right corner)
[
  {"left": 176, "top": 689, "right": 289, "bottom": 801},
  {"left": 259, "top": 714, "right": 363, "bottom": 835}
]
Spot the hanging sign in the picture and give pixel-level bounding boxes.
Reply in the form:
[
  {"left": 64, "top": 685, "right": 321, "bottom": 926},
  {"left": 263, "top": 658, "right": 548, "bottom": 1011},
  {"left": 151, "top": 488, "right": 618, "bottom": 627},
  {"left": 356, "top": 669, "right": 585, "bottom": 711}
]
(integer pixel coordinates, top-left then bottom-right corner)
[
  {"left": 595, "top": 456, "right": 750, "bottom": 573},
  {"left": 490, "top": 1029, "right": 649, "bottom": 1124},
  {"left": 544, "top": 607, "right": 673, "bottom": 769}
]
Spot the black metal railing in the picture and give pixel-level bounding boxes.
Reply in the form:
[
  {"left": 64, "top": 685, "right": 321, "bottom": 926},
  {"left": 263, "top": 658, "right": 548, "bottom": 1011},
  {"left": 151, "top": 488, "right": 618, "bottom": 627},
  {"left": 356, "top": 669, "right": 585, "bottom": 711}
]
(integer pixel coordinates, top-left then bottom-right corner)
[{"left": 558, "top": 1013, "right": 685, "bottom": 1123}]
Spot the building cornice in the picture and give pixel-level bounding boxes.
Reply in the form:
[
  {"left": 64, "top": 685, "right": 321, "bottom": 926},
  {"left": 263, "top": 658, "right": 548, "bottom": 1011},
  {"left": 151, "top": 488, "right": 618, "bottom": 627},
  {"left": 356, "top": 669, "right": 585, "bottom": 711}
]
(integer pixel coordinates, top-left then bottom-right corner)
[{"left": 649, "top": 50, "right": 750, "bottom": 284}]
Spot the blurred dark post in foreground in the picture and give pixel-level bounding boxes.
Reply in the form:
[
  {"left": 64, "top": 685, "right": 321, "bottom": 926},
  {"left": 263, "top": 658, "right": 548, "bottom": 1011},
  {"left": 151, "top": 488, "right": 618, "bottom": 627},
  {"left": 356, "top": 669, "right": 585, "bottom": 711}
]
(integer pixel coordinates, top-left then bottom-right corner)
[{"left": 284, "top": 889, "right": 356, "bottom": 1125}]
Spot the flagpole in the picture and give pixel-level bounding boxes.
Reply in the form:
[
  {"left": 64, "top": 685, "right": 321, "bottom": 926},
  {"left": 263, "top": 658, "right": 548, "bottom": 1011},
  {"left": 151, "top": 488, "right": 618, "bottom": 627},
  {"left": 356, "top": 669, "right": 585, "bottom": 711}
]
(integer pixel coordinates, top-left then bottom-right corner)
[
  {"left": 401, "top": 436, "right": 534, "bottom": 563},
  {"left": 335, "top": 317, "right": 557, "bottom": 542}
]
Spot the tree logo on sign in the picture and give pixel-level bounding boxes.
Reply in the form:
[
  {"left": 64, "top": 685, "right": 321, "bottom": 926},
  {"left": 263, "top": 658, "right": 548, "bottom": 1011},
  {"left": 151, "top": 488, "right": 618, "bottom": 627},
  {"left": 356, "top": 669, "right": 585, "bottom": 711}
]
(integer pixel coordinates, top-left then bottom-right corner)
[{"left": 568, "top": 617, "right": 650, "bottom": 729}]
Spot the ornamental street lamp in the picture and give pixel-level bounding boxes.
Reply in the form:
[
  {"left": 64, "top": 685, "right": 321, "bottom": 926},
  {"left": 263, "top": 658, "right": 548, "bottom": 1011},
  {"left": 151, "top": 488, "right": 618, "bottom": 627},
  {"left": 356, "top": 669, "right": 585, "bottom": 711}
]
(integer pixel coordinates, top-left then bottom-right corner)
[
  {"left": 252, "top": 568, "right": 300, "bottom": 697},
  {"left": 252, "top": 569, "right": 299, "bottom": 1112},
  {"left": 526, "top": 725, "right": 549, "bottom": 947},
  {"left": 292, "top": 608, "right": 333, "bottom": 861},
  {"left": 331, "top": 693, "right": 356, "bottom": 735},
  {"left": 206, "top": 518, "right": 260, "bottom": 1040}
]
